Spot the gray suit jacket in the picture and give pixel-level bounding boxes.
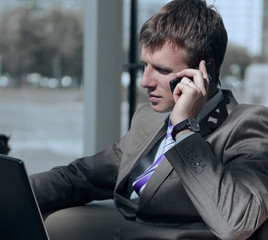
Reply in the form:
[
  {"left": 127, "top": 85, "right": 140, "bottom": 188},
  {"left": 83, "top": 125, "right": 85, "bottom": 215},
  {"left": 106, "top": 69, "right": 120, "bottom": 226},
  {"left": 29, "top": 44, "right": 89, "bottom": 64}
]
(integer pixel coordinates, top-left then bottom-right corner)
[{"left": 31, "top": 90, "right": 268, "bottom": 240}]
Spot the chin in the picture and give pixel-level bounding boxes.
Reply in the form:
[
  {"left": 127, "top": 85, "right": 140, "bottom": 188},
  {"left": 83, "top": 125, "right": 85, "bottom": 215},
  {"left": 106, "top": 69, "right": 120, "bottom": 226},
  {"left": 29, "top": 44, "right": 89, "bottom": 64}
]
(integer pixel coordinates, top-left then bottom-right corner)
[{"left": 150, "top": 103, "right": 173, "bottom": 113}]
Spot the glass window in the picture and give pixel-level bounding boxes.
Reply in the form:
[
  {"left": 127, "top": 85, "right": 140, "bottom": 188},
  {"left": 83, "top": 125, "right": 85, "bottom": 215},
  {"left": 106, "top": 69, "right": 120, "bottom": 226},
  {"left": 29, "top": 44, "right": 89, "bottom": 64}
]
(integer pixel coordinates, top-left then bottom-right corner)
[{"left": 0, "top": 0, "right": 85, "bottom": 174}]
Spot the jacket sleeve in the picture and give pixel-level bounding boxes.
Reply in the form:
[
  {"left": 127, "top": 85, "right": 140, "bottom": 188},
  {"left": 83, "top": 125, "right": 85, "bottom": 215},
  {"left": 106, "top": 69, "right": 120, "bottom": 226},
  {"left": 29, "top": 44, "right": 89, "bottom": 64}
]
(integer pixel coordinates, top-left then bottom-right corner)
[
  {"left": 165, "top": 105, "right": 268, "bottom": 240},
  {"left": 30, "top": 141, "right": 123, "bottom": 212},
  {"left": 29, "top": 104, "right": 152, "bottom": 212}
]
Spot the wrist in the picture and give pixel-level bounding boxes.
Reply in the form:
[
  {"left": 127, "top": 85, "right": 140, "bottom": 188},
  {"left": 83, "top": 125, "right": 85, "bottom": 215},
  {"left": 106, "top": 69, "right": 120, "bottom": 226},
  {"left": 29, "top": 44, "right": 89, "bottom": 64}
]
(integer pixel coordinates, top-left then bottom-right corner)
[{"left": 171, "top": 117, "right": 200, "bottom": 141}]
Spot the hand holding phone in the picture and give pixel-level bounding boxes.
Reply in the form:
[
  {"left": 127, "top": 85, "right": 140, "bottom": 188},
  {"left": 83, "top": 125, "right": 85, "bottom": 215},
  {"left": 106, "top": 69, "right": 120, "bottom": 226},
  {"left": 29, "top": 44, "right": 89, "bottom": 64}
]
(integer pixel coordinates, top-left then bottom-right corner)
[
  {"left": 170, "top": 60, "right": 214, "bottom": 129},
  {"left": 169, "top": 62, "right": 215, "bottom": 93}
]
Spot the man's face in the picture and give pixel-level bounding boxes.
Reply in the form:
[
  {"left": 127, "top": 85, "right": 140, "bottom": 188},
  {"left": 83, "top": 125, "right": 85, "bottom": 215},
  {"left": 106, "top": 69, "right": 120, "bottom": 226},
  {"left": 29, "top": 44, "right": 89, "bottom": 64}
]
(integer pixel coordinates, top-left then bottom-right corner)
[{"left": 141, "top": 41, "right": 189, "bottom": 112}]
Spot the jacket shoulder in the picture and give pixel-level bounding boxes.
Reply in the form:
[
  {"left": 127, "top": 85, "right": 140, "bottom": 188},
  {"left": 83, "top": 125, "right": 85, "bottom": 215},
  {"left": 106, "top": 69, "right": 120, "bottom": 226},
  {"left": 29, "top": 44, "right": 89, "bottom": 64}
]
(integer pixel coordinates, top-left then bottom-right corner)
[{"left": 130, "top": 104, "right": 169, "bottom": 130}]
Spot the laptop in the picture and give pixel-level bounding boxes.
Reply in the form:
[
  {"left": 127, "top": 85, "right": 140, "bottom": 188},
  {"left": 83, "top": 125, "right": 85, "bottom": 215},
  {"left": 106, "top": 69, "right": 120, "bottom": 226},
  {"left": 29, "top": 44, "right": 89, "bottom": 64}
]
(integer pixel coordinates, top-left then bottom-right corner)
[{"left": 0, "top": 154, "right": 50, "bottom": 240}]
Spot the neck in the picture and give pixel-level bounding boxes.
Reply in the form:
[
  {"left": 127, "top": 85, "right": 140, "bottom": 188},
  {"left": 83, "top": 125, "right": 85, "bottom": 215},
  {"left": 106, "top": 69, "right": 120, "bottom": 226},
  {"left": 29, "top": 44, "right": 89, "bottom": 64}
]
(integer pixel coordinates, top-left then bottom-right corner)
[{"left": 207, "top": 83, "right": 218, "bottom": 100}]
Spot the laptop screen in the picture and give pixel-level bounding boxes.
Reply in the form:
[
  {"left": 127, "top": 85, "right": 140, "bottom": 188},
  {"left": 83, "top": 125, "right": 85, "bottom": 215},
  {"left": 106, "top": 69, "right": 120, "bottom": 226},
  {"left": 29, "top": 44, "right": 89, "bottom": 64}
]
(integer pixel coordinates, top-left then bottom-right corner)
[{"left": 0, "top": 154, "right": 49, "bottom": 240}]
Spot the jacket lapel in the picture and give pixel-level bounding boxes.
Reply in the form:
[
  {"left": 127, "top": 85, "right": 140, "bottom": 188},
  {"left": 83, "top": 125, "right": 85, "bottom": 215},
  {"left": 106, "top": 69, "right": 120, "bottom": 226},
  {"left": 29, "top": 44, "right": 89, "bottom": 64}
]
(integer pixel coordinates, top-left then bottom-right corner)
[
  {"left": 116, "top": 110, "right": 169, "bottom": 190},
  {"left": 137, "top": 155, "right": 173, "bottom": 210},
  {"left": 114, "top": 110, "right": 169, "bottom": 217}
]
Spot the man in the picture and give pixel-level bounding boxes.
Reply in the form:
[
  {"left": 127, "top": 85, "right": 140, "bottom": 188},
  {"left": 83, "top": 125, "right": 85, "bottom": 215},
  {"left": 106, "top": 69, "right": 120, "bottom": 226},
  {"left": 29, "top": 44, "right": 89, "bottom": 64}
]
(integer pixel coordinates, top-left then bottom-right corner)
[{"left": 30, "top": 0, "right": 268, "bottom": 239}]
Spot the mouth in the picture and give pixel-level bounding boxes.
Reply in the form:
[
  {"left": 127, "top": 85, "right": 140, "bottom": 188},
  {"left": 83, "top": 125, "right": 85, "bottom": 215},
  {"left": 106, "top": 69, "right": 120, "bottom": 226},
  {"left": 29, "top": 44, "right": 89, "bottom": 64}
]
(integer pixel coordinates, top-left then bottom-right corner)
[{"left": 148, "top": 92, "right": 161, "bottom": 102}]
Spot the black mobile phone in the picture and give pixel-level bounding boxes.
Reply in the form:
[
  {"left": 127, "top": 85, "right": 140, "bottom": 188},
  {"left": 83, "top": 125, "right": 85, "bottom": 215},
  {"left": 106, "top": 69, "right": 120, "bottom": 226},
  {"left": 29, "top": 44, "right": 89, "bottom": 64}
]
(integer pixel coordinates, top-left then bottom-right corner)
[{"left": 169, "top": 62, "right": 215, "bottom": 93}]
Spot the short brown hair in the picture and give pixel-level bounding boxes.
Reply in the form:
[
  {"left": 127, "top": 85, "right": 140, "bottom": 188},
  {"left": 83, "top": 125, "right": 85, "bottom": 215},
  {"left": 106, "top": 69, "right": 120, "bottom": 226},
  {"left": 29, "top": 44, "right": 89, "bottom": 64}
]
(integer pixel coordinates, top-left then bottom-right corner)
[{"left": 139, "top": 0, "right": 228, "bottom": 78}]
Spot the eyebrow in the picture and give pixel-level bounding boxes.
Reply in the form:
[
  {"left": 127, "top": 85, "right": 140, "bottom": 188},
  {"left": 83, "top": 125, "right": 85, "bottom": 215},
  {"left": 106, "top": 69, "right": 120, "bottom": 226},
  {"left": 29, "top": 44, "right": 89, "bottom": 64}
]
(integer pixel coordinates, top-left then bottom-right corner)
[
  {"left": 152, "top": 63, "right": 173, "bottom": 72},
  {"left": 141, "top": 58, "right": 172, "bottom": 69}
]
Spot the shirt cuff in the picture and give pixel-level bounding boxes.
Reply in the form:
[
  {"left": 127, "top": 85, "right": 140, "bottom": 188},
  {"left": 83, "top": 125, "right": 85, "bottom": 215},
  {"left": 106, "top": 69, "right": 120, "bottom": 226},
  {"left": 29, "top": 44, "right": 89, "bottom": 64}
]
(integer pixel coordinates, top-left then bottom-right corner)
[{"left": 175, "top": 131, "right": 195, "bottom": 144}]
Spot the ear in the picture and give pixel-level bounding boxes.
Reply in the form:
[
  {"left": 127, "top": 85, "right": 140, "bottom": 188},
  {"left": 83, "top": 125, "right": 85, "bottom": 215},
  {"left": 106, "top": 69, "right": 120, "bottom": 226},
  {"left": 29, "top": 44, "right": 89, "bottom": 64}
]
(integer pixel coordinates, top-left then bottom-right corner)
[{"left": 206, "top": 58, "right": 221, "bottom": 86}]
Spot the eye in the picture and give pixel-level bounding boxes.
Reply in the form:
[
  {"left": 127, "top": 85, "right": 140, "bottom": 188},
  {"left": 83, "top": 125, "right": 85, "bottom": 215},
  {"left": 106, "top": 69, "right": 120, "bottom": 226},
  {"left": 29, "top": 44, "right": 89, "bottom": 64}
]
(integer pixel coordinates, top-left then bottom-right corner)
[{"left": 155, "top": 66, "right": 171, "bottom": 75}]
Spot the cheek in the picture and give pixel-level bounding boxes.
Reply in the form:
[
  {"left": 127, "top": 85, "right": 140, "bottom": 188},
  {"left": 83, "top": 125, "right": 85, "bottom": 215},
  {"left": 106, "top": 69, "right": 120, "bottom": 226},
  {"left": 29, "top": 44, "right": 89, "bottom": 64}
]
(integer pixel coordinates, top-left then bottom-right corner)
[
  {"left": 161, "top": 80, "right": 173, "bottom": 97},
  {"left": 158, "top": 77, "right": 172, "bottom": 91},
  {"left": 162, "top": 84, "right": 175, "bottom": 108},
  {"left": 163, "top": 81, "right": 175, "bottom": 105}
]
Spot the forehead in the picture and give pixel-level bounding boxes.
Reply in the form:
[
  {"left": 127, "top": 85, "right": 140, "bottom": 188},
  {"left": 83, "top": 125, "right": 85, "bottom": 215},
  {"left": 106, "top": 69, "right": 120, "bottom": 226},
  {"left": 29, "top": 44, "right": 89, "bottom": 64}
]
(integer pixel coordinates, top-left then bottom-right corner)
[{"left": 141, "top": 41, "right": 188, "bottom": 65}]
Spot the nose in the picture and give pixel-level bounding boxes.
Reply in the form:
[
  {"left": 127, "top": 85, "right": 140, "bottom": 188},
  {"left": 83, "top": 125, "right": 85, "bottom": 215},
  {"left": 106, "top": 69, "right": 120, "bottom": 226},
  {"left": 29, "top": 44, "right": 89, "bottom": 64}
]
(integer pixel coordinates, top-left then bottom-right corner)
[{"left": 140, "top": 65, "right": 155, "bottom": 89}]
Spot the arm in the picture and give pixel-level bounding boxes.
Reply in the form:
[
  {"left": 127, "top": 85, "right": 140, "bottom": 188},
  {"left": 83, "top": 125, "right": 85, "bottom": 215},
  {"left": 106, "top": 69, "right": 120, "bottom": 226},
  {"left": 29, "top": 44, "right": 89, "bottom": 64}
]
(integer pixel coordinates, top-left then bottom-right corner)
[
  {"left": 30, "top": 103, "right": 155, "bottom": 213},
  {"left": 166, "top": 105, "right": 268, "bottom": 239},
  {"left": 30, "top": 141, "right": 123, "bottom": 212}
]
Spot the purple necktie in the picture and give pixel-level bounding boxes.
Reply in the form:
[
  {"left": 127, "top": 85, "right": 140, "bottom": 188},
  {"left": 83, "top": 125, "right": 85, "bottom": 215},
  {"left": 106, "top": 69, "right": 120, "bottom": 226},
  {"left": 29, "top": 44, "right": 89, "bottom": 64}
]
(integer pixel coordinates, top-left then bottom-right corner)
[{"left": 132, "top": 121, "right": 174, "bottom": 195}]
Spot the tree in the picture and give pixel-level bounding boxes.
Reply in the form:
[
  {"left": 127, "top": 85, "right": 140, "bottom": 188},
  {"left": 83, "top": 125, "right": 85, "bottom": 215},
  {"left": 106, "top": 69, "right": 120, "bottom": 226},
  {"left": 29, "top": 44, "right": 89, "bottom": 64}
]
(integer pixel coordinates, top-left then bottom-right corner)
[{"left": 0, "top": 7, "right": 84, "bottom": 86}]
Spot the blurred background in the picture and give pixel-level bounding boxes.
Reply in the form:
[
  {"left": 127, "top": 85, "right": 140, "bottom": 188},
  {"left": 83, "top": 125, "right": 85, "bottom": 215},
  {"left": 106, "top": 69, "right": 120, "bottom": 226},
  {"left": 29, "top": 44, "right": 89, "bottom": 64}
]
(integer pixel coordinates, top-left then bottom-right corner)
[{"left": 0, "top": 0, "right": 267, "bottom": 174}]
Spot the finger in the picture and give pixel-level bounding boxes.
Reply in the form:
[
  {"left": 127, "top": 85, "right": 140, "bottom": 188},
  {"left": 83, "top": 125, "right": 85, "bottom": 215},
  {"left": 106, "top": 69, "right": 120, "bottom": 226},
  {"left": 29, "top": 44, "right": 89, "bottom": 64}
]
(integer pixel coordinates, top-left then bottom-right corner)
[
  {"left": 176, "top": 68, "right": 204, "bottom": 87},
  {"left": 180, "top": 77, "right": 199, "bottom": 90},
  {"left": 175, "top": 67, "right": 207, "bottom": 95},
  {"left": 188, "top": 61, "right": 209, "bottom": 94},
  {"left": 180, "top": 77, "right": 192, "bottom": 86}
]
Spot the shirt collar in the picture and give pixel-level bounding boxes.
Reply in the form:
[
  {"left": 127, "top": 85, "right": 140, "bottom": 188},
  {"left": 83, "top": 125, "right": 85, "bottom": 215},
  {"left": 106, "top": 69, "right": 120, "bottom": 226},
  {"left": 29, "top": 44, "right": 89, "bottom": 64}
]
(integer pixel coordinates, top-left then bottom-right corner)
[{"left": 196, "top": 88, "right": 224, "bottom": 123}]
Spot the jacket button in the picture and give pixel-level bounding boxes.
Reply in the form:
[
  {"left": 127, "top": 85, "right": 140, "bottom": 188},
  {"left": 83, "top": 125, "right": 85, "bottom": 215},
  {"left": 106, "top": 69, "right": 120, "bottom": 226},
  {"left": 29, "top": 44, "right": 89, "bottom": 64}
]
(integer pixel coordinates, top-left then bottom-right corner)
[
  {"left": 192, "top": 162, "right": 200, "bottom": 167},
  {"left": 195, "top": 166, "right": 203, "bottom": 173},
  {"left": 188, "top": 156, "right": 196, "bottom": 162},
  {"left": 185, "top": 151, "right": 192, "bottom": 157}
]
